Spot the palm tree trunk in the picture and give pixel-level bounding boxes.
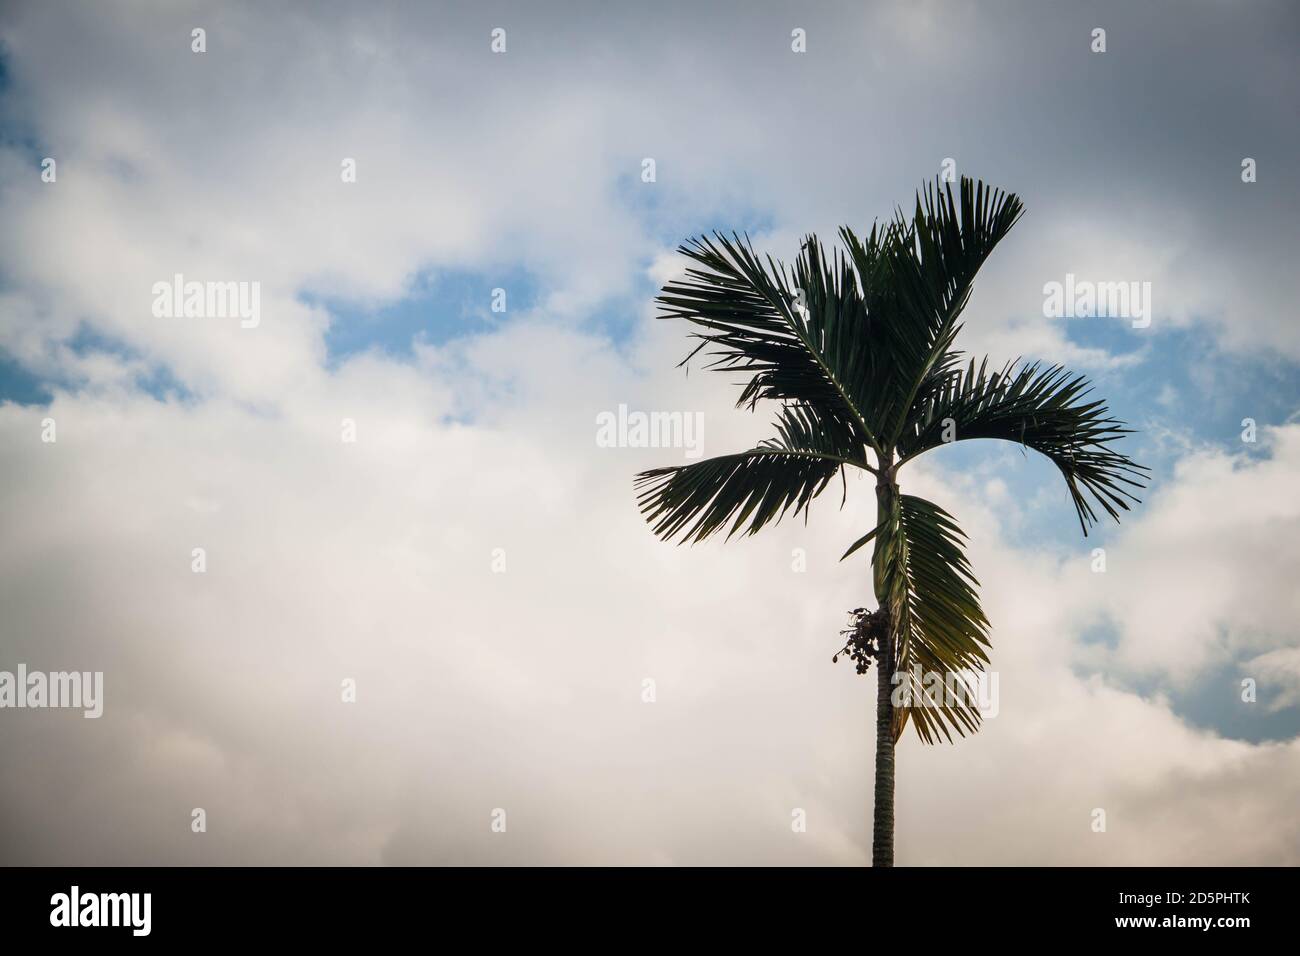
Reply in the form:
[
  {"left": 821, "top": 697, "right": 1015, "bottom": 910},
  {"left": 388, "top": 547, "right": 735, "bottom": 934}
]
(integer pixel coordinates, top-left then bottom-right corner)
[
  {"left": 872, "top": 466, "right": 897, "bottom": 867},
  {"left": 872, "top": 612, "right": 896, "bottom": 867}
]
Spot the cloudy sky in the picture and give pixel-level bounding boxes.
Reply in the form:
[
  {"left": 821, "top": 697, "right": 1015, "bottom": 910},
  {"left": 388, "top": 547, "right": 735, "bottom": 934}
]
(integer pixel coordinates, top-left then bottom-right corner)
[{"left": 1, "top": 0, "right": 1297, "bottom": 865}]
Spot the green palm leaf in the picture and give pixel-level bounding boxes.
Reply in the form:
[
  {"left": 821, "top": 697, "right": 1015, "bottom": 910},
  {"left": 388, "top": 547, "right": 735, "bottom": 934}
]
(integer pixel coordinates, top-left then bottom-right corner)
[
  {"left": 896, "top": 358, "right": 1150, "bottom": 533},
  {"left": 880, "top": 178, "right": 1025, "bottom": 447},
  {"left": 874, "top": 493, "right": 990, "bottom": 743},
  {"left": 635, "top": 403, "right": 868, "bottom": 543},
  {"left": 657, "top": 231, "right": 886, "bottom": 458}
]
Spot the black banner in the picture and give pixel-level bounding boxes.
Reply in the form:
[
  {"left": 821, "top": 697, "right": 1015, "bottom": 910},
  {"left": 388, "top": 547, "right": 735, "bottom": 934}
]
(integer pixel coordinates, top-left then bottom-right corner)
[{"left": 0, "top": 866, "right": 1282, "bottom": 941}]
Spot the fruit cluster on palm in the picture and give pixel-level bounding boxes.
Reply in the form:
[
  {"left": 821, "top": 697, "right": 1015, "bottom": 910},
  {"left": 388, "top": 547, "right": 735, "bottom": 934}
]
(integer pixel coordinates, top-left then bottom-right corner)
[{"left": 634, "top": 177, "right": 1147, "bottom": 866}]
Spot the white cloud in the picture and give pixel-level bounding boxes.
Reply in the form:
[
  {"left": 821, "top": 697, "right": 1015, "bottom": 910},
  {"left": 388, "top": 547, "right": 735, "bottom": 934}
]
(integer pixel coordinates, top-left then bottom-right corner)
[
  {"left": 1246, "top": 648, "right": 1300, "bottom": 713},
  {"left": 1, "top": 329, "right": 1298, "bottom": 864},
  {"left": 1090, "top": 427, "right": 1300, "bottom": 683},
  {"left": 2, "top": 0, "right": 1298, "bottom": 403}
]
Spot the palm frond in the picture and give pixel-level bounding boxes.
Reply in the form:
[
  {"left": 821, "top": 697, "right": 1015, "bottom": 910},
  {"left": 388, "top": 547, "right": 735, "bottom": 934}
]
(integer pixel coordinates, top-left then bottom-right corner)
[
  {"left": 897, "top": 358, "right": 1149, "bottom": 534},
  {"left": 881, "top": 177, "right": 1025, "bottom": 446},
  {"left": 656, "top": 231, "right": 884, "bottom": 458},
  {"left": 836, "top": 221, "right": 922, "bottom": 441},
  {"left": 874, "top": 492, "right": 991, "bottom": 744},
  {"left": 635, "top": 404, "right": 868, "bottom": 544}
]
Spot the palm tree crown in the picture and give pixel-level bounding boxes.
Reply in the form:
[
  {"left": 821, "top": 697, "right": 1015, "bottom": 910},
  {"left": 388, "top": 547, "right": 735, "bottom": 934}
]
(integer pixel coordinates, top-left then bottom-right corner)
[{"left": 634, "top": 176, "right": 1147, "bottom": 754}]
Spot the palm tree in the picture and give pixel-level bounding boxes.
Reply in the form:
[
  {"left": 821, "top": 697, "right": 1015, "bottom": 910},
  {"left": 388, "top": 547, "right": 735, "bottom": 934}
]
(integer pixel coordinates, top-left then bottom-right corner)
[{"left": 634, "top": 177, "right": 1147, "bottom": 866}]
